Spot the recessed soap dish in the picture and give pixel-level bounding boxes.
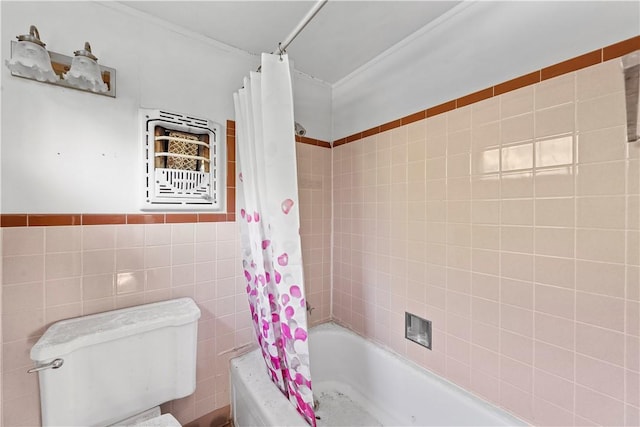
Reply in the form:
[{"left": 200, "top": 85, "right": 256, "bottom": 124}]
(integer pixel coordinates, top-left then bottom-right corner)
[{"left": 405, "top": 312, "right": 432, "bottom": 350}]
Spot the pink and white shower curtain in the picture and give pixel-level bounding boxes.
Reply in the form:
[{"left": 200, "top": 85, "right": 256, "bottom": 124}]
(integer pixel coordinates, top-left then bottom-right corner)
[{"left": 233, "top": 53, "right": 315, "bottom": 426}]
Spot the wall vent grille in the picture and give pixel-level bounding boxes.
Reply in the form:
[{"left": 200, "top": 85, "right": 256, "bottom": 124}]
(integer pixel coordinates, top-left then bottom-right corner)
[{"left": 141, "top": 109, "right": 224, "bottom": 211}]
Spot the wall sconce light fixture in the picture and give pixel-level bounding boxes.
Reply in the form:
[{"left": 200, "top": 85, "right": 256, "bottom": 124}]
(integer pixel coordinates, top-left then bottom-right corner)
[
  {"left": 5, "top": 25, "right": 58, "bottom": 83},
  {"left": 5, "top": 25, "right": 116, "bottom": 97},
  {"left": 63, "top": 42, "right": 108, "bottom": 93}
]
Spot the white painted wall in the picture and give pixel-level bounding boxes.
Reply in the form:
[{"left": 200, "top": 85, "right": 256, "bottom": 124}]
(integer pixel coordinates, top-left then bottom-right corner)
[
  {"left": 292, "top": 70, "right": 332, "bottom": 142},
  {"left": 332, "top": 1, "right": 640, "bottom": 140},
  {"left": 1, "top": 1, "right": 332, "bottom": 214}
]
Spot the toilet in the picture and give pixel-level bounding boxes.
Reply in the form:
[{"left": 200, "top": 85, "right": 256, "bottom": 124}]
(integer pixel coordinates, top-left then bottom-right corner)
[{"left": 29, "top": 298, "right": 201, "bottom": 427}]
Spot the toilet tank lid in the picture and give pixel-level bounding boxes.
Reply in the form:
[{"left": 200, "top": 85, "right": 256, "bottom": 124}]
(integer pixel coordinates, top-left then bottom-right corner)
[{"left": 31, "top": 298, "right": 201, "bottom": 362}]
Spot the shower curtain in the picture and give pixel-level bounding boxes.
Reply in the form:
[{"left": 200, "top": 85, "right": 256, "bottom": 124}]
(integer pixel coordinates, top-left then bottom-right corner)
[{"left": 233, "top": 53, "right": 316, "bottom": 426}]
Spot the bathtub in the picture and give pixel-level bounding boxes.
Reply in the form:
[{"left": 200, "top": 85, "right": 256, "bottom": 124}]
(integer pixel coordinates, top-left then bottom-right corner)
[{"left": 230, "top": 322, "right": 526, "bottom": 426}]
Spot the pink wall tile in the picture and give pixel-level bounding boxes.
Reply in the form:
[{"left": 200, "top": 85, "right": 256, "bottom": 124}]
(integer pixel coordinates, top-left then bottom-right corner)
[
  {"left": 532, "top": 397, "right": 574, "bottom": 427},
  {"left": 2, "top": 228, "right": 43, "bottom": 256},
  {"left": 626, "top": 369, "right": 639, "bottom": 408},
  {"left": 82, "top": 250, "right": 115, "bottom": 275},
  {"left": 145, "top": 224, "right": 172, "bottom": 246},
  {"left": 45, "top": 226, "right": 81, "bottom": 253},
  {"left": 2, "top": 310, "right": 44, "bottom": 342},
  {"left": 3, "top": 393, "right": 40, "bottom": 426},
  {"left": 500, "top": 278, "right": 533, "bottom": 309},
  {"left": 534, "top": 341, "right": 574, "bottom": 380},
  {"left": 471, "top": 344, "right": 500, "bottom": 378},
  {"left": 471, "top": 272, "right": 499, "bottom": 301},
  {"left": 536, "top": 73, "right": 575, "bottom": 110},
  {"left": 469, "top": 369, "right": 500, "bottom": 405},
  {"left": 535, "top": 167, "right": 575, "bottom": 198},
  {"left": 576, "top": 291, "right": 625, "bottom": 331},
  {"left": 577, "top": 93, "right": 626, "bottom": 132},
  {"left": 3, "top": 255, "right": 44, "bottom": 285},
  {"left": 501, "top": 356, "right": 533, "bottom": 392},
  {"left": 534, "top": 312, "right": 574, "bottom": 350},
  {"left": 535, "top": 227, "right": 574, "bottom": 258},
  {"left": 501, "top": 171, "right": 534, "bottom": 199},
  {"left": 501, "top": 330, "right": 533, "bottom": 365},
  {"left": 576, "top": 354, "right": 626, "bottom": 401},
  {"left": 576, "top": 260, "right": 625, "bottom": 297},
  {"left": 628, "top": 301, "right": 640, "bottom": 337},
  {"left": 82, "top": 225, "right": 116, "bottom": 250},
  {"left": 472, "top": 297, "right": 499, "bottom": 326},
  {"left": 116, "top": 248, "right": 145, "bottom": 272},
  {"left": 578, "top": 126, "right": 627, "bottom": 165},
  {"left": 501, "top": 304, "right": 533, "bottom": 337},
  {"left": 535, "top": 103, "right": 575, "bottom": 138},
  {"left": 535, "top": 197, "right": 574, "bottom": 227},
  {"left": 445, "top": 355, "right": 471, "bottom": 388},
  {"left": 626, "top": 405, "right": 640, "bottom": 427},
  {"left": 535, "top": 284, "right": 575, "bottom": 320},
  {"left": 534, "top": 368, "right": 574, "bottom": 411},
  {"left": 534, "top": 256, "right": 574, "bottom": 289},
  {"left": 626, "top": 336, "right": 639, "bottom": 372},
  {"left": 115, "top": 225, "right": 145, "bottom": 248},
  {"left": 501, "top": 252, "right": 534, "bottom": 282},
  {"left": 576, "top": 161, "right": 626, "bottom": 197},
  {"left": 44, "top": 252, "right": 81, "bottom": 280},
  {"left": 500, "top": 381, "right": 534, "bottom": 422},
  {"left": 575, "top": 385, "right": 625, "bottom": 426},
  {"left": 576, "top": 323, "right": 625, "bottom": 366},
  {"left": 472, "top": 321, "right": 500, "bottom": 353},
  {"left": 576, "top": 228, "right": 626, "bottom": 264},
  {"left": 45, "top": 277, "right": 81, "bottom": 307},
  {"left": 45, "top": 303, "right": 81, "bottom": 324},
  {"left": 2, "top": 283, "right": 43, "bottom": 314},
  {"left": 501, "top": 226, "right": 533, "bottom": 254}
]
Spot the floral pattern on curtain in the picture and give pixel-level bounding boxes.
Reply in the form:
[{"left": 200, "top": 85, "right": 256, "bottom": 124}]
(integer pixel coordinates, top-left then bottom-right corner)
[{"left": 233, "top": 53, "right": 316, "bottom": 426}]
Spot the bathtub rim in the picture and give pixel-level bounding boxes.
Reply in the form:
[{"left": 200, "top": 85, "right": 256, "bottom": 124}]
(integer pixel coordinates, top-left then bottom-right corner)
[{"left": 230, "top": 321, "right": 527, "bottom": 427}]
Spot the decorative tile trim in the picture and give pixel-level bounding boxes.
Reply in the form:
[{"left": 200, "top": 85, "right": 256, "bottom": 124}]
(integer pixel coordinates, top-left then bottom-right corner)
[
  {"left": 0, "top": 213, "right": 235, "bottom": 227},
  {"left": 295, "top": 134, "right": 332, "bottom": 149},
  {"left": 335, "top": 35, "right": 640, "bottom": 146},
  {"left": 494, "top": 71, "right": 541, "bottom": 96},
  {"left": 541, "top": 49, "right": 602, "bottom": 81}
]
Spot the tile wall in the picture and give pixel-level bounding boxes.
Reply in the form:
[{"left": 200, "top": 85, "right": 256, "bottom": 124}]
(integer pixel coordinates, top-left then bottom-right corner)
[
  {"left": 0, "top": 143, "right": 332, "bottom": 426},
  {"left": 333, "top": 57, "right": 639, "bottom": 426}
]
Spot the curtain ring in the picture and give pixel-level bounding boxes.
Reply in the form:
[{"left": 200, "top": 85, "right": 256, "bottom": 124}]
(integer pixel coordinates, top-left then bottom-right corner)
[{"left": 277, "top": 43, "right": 285, "bottom": 61}]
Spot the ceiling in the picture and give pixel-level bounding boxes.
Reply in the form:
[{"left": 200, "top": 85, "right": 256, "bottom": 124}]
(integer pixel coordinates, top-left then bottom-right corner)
[{"left": 120, "top": 1, "right": 462, "bottom": 84}]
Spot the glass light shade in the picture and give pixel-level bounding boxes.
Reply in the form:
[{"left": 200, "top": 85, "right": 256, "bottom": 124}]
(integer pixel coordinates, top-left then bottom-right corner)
[
  {"left": 63, "top": 43, "right": 108, "bottom": 93},
  {"left": 5, "top": 26, "right": 58, "bottom": 83}
]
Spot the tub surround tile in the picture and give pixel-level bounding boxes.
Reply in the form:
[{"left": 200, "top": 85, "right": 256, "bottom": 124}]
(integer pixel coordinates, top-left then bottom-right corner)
[
  {"left": 534, "top": 369, "right": 575, "bottom": 412},
  {"left": 575, "top": 385, "right": 625, "bottom": 426},
  {"left": 532, "top": 396, "right": 574, "bottom": 427},
  {"left": 332, "top": 41, "right": 637, "bottom": 427},
  {"left": 2, "top": 227, "right": 43, "bottom": 256}
]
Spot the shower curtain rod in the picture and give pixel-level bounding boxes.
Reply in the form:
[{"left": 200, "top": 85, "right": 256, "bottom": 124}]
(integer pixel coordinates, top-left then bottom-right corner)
[
  {"left": 253, "top": 0, "right": 327, "bottom": 74},
  {"left": 276, "top": 0, "right": 328, "bottom": 55}
]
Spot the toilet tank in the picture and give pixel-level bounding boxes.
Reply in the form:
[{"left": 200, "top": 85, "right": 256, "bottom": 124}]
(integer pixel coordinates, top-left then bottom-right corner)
[{"left": 30, "top": 298, "right": 201, "bottom": 427}]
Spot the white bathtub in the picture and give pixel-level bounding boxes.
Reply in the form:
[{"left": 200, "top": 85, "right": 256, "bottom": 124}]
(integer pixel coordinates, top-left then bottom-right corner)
[{"left": 230, "top": 322, "right": 526, "bottom": 426}]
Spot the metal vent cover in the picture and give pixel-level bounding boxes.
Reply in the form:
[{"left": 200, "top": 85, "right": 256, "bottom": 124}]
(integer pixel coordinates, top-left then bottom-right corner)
[{"left": 141, "top": 109, "right": 224, "bottom": 211}]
